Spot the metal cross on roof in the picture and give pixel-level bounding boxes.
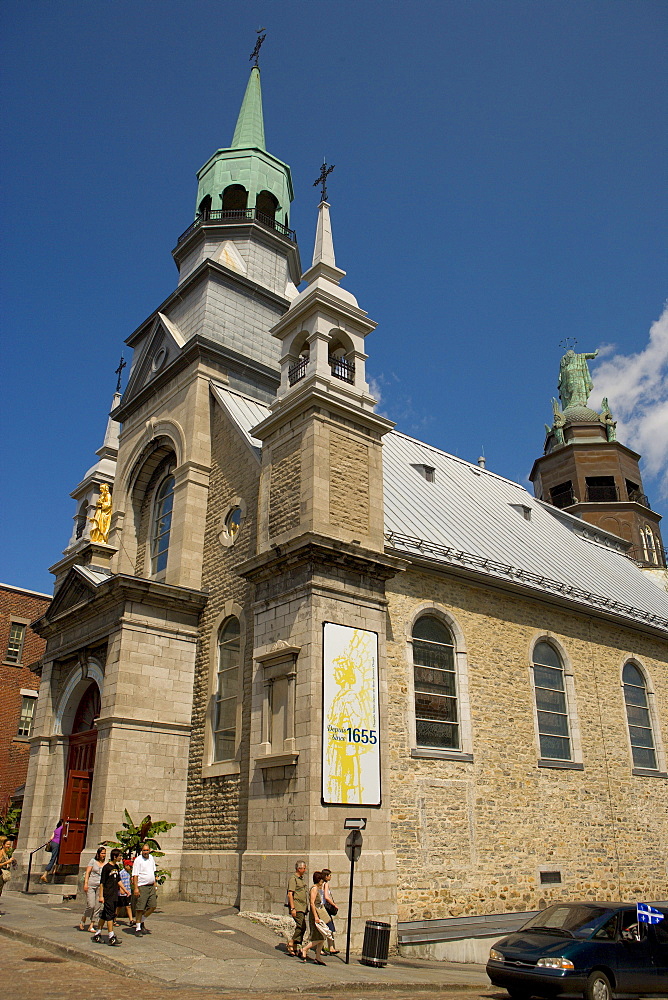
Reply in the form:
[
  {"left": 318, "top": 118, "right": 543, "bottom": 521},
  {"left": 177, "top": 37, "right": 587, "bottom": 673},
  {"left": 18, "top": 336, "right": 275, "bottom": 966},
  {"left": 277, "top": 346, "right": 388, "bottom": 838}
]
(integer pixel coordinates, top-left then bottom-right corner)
[
  {"left": 114, "top": 354, "right": 126, "bottom": 393},
  {"left": 249, "top": 28, "right": 266, "bottom": 67},
  {"left": 313, "top": 160, "right": 335, "bottom": 202}
]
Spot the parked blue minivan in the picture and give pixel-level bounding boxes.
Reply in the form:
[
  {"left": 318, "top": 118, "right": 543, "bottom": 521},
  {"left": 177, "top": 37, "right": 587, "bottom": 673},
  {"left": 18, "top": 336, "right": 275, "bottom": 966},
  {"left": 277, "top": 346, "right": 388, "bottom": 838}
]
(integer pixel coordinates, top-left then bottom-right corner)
[{"left": 486, "top": 902, "right": 668, "bottom": 1000}]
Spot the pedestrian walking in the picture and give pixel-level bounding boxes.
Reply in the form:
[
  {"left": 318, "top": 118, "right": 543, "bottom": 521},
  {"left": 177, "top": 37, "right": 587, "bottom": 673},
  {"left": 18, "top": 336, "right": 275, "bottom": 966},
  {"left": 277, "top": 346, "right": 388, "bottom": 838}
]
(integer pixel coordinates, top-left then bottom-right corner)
[
  {"left": 0, "top": 837, "right": 15, "bottom": 907},
  {"left": 131, "top": 842, "right": 158, "bottom": 935},
  {"left": 115, "top": 858, "right": 134, "bottom": 925},
  {"left": 299, "top": 871, "right": 332, "bottom": 964},
  {"left": 92, "top": 848, "right": 129, "bottom": 946},
  {"left": 39, "top": 819, "right": 63, "bottom": 883},
  {"left": 79, "top": 846, "right": 106, "bottom": 932},
  {"left": 286, "top": 860, "right": 308, "bottom": 956},
  {"left": 321, "top": 868, "right": 339, "bottom": 954}
]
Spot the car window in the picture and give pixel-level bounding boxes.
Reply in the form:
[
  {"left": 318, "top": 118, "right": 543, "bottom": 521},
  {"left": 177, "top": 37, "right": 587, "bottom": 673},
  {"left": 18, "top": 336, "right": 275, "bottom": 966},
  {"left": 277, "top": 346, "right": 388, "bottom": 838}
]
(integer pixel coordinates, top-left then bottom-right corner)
[
  {"left": 523, "top": 904, "right": 612, "bottom": 937},
  {"left": 593, "top": 914, "right": 618, "bottom": 940},
  {"left": 653, "top": 915, "right": 668, "bottom": 945}
]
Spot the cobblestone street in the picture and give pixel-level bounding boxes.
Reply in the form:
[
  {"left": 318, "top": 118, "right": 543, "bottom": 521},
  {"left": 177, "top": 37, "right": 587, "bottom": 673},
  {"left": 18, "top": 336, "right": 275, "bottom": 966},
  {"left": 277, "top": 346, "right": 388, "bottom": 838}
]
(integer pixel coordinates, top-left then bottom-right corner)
[{"left": 2, "top": 936, "right": 504, "bottom": 1000}]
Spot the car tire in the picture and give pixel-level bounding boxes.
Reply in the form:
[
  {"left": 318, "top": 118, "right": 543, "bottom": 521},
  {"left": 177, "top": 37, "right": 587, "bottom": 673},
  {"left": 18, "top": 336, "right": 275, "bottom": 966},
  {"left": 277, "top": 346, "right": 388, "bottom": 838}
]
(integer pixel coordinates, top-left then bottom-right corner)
[{"left": 585, "top": 970, "right": 613, "bottom": 1000}]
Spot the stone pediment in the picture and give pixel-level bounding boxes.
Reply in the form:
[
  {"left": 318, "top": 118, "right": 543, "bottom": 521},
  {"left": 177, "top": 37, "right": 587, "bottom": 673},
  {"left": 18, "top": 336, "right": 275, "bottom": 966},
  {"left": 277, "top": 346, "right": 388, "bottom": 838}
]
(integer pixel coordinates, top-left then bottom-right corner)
[
  {"left": 45, "top": 567, "right": 99, "bottom": 621},
  {"left": 121, "top": 313, "right": 185, "bottom": 406}
]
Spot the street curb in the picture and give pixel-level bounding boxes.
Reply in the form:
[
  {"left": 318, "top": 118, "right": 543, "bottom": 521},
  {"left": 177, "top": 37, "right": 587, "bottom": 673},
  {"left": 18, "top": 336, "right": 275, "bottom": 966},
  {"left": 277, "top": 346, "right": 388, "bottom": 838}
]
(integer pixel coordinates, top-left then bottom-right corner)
[{"left": 0, "top": 922, "right": 487, "bottom": 993}]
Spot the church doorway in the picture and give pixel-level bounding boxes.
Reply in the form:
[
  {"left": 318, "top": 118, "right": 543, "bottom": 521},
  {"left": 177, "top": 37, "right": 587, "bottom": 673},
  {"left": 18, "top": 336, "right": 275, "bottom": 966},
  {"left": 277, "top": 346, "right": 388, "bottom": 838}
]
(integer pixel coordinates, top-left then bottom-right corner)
[{"left": 59, "top": 683, "right": 100, "bottom": 866}]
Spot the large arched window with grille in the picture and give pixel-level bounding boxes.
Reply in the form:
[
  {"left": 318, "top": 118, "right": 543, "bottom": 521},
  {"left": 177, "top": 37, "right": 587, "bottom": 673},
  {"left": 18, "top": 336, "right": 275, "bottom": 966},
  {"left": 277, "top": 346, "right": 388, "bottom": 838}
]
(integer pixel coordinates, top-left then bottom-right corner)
[
  {"left": 214, "top": 617, "right": 240, "bottom": 762},
  {"left": 151, "top": 473, "right": 175, "bottom": 576},
  {"left": 623, "top": 661, "right": 657, "bottom": 769},
  {"left": 532, "top": 641, "right": 572, "bottom": 761},
  {"left": 413, "top": 616, "right": 459, "bottom": 750}
]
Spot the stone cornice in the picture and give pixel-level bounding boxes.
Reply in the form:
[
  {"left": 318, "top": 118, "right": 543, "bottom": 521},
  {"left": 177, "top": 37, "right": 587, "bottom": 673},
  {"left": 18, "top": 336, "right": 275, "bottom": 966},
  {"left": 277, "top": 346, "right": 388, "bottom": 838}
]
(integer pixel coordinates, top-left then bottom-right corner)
[
  {"left": 33, "top": 571, "right": 207, "bottom": 640},
  {"left": 251, "top": 384, "right": 394, "bottom": 442},
  {"left": 237, "top": 531, "right": 407, "bottom": 585},
  {"left": 386, "top": 540, "right": 668, "bottom": 639},
  {"left": 113, "top": 334, "right": 279, "bottom": 423}
]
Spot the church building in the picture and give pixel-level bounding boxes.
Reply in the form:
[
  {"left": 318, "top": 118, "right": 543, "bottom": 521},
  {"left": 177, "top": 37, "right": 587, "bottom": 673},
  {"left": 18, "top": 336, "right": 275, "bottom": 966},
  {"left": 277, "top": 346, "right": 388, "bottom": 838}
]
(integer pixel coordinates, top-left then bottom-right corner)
[{"left": 18, "top": 57, "right": 668, "bottom": 948}]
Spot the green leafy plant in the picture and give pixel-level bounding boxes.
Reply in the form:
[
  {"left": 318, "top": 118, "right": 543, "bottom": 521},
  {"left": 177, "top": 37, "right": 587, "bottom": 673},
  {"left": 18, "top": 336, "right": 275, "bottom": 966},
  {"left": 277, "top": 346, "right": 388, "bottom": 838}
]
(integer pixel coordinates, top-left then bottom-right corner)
[
  {"left": 0, "top": 805, "right": 22, "bottom": 842},
  {"left": 105, "top": 810, "right": 175, "bottom": 884}
]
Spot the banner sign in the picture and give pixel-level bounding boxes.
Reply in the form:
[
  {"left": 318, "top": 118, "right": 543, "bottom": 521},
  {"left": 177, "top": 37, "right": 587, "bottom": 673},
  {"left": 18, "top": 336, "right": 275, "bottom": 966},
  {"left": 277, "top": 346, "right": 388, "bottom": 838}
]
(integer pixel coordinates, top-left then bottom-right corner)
[{"left": 322, "top": 623, "right": 381, "bottom": 806}]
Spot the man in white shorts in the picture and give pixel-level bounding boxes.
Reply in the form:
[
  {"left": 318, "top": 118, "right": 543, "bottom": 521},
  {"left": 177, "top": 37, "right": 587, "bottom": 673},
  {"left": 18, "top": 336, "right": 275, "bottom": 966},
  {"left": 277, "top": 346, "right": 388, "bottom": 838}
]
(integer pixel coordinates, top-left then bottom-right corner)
[{"left": 131, "top": 842, "right": 157, "bottom": 935}]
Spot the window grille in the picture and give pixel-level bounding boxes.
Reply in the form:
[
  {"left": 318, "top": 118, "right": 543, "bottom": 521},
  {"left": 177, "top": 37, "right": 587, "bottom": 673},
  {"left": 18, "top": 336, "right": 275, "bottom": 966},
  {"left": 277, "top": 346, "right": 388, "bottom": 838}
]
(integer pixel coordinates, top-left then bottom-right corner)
[
  {"left": 413, "top": 616, "right": 459, "bottom": 750},
  {"left": 533, "top": 642, "right": 572, "bottom": 761},
  {"left": 18, "top": 695, "right": 36, "bottom": 737},
  {"left": 5, "top": 622, "right": 26, "bottom": 664},
  {"left": 623, "top": 662, "right": 657, "bottom": 769}
]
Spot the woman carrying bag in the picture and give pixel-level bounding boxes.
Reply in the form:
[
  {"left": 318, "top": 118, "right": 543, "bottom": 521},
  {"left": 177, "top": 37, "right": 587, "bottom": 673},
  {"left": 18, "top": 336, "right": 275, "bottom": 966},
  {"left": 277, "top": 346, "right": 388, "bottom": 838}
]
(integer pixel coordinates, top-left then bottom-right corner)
[
  {"left": 321, "top": 868, "right": 339, "bottom": 955},
  {"left": 299, "top": 871, "right": 332, "bottom": 964}
]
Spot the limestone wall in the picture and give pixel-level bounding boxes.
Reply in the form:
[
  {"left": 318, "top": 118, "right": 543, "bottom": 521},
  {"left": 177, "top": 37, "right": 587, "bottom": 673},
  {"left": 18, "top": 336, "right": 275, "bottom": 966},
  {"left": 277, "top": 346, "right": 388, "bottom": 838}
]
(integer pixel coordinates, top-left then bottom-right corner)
[{"left": 386, "top": 567, "right": 668, "bottom": 920}]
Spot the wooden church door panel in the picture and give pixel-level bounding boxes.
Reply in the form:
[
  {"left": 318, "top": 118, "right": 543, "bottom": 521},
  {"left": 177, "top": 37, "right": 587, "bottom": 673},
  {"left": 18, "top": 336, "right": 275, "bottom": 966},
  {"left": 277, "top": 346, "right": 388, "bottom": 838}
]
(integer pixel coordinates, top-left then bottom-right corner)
[{"left": 60, "top": 771, "right": 91, "bottom": 865}]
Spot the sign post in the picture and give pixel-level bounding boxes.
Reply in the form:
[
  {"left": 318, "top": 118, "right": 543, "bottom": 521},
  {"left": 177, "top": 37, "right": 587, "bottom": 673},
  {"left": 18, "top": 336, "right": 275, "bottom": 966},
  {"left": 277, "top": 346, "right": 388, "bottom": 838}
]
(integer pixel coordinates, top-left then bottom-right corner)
[{"left": 343, "top": 818, "right": 366, "bottom": 965}]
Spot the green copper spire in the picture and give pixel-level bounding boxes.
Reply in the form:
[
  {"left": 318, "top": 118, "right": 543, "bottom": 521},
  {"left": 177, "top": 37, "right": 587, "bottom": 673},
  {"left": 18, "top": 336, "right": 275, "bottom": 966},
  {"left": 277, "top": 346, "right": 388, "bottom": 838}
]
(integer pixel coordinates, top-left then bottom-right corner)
[
  {"left": 231, "top": 66, "right": 265, "bottom": 150},
  {"left": 194, "top": 63, "right": 294, "bottom": 228}
]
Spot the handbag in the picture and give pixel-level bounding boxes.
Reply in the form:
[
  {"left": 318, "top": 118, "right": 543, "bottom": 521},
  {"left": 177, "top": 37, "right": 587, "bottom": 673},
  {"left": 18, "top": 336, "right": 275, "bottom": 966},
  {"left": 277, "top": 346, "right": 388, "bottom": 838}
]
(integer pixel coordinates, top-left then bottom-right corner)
[
  {"left": 315, "top": 918, "right": 333, "bottom": 940},
  {"left": 1, "top": 868, "right": 11, "bottom": 883},
  {"left": 324, "top": 899, "right": 338, "bottom": 916},
  {"left": 45, "top": 841, "right": 53, "bottom": 853}
]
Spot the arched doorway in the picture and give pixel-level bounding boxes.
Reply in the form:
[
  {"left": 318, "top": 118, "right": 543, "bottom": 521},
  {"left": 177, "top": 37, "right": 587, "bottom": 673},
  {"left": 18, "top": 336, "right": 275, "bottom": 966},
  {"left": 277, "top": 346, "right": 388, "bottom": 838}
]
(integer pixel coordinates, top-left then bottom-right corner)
[{"left": 59, "top": 683, "right": 100, "bottom": 865}]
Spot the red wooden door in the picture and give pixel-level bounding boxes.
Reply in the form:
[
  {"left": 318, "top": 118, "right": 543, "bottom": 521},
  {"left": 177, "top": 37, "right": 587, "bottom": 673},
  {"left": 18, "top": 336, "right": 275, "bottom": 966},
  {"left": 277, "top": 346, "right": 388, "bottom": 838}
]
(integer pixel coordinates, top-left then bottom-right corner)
[
  {"left": 60, "top": 771, "right": 91, "bottom": 864},
  {"left": 60, "top": 728, "right": 97, "bottom": 865}
]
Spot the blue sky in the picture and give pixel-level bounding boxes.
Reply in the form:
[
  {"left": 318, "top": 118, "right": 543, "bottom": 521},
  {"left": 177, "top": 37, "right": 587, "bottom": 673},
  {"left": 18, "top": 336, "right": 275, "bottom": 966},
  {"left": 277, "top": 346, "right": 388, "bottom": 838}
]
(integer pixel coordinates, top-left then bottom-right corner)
[{"left": 1, "top": 0, "right": 666, "bottom": 594}]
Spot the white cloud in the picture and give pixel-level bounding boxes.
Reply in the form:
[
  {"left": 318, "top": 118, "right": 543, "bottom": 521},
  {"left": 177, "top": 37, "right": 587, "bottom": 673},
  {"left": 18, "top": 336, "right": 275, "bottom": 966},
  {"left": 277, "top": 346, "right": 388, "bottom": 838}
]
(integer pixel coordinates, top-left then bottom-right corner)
[{"left": 592, "top": 304, "right": 668, "bottom": 498}]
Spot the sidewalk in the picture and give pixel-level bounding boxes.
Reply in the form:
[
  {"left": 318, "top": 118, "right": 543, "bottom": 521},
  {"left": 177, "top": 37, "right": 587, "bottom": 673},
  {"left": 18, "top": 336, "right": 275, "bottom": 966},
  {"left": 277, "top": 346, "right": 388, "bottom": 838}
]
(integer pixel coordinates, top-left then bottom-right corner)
[{"left": 0, "top": 889, "right": 490, "bottom": 992}]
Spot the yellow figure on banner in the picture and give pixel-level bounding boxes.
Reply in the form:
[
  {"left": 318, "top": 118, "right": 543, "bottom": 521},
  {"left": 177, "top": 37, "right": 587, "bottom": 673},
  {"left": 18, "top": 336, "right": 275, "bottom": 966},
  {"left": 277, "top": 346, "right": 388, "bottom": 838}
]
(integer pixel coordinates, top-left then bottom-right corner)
[{"left": 326, "top": 630, "right": 376, "bottom": 803}]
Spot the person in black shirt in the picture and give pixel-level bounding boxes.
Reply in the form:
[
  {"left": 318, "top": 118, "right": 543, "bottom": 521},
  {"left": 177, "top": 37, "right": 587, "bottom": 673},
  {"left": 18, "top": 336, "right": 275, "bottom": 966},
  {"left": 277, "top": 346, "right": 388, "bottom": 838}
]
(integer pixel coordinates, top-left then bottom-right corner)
[{"left": 92, "top": 848, "right": 130, "bottom": 946}]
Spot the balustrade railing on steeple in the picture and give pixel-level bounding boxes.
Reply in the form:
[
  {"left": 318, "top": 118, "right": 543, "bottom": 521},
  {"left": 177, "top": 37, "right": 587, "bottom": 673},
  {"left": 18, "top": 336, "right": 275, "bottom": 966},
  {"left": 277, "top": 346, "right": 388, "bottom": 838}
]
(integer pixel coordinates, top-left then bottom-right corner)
[{"left": 177, "top": 208, "right": 296, "bottom": 246}]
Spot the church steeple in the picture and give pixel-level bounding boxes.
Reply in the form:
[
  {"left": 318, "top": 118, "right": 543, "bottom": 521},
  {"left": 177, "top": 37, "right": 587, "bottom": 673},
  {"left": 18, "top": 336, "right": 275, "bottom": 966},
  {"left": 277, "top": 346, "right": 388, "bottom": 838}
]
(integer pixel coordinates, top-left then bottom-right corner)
[
  {"left": 530, "top": 349, "right": 666, "bottom": 570},
  {"left": 231, "top": 66, "right": 266, "bottom": 150},
  {"left": 193, "top": 63, "right": 293, "bottom": 230}
]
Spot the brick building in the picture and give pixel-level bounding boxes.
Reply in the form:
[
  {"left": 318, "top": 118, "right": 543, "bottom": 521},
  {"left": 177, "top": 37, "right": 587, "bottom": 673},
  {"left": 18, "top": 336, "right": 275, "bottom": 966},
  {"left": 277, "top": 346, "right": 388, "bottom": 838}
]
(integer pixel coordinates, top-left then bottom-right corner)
[
  {"left": 0, "top": 583, "right": 50, "bottom": 813},
  {"left": 16, "top": 59, "right": 668, "bottom": 950}
]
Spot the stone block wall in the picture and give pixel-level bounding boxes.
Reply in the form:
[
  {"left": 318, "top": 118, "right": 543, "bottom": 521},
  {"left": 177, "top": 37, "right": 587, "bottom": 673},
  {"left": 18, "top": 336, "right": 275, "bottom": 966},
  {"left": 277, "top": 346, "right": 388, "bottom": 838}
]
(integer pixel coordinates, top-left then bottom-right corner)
[
  {"left": 181, "top": 398, "right": 260, "bottom": 902},
  {"left": 386, "top": 566, "right": 668, "bottom": 920}
]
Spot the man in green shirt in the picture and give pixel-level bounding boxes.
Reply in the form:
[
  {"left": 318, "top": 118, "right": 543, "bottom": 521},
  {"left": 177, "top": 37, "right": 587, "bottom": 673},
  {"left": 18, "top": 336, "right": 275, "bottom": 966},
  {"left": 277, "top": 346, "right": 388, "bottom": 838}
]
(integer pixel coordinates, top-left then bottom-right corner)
[{"left": 286, "top": 860, "right": 307, "bottom": 956}]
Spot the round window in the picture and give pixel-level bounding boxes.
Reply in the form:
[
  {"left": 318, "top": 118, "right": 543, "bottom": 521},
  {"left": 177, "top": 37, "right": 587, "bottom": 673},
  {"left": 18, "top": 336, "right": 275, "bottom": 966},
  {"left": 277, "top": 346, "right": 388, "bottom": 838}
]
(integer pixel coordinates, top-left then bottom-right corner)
[{"left": 225, "top": 506, "right": 242, "bottom": 538}]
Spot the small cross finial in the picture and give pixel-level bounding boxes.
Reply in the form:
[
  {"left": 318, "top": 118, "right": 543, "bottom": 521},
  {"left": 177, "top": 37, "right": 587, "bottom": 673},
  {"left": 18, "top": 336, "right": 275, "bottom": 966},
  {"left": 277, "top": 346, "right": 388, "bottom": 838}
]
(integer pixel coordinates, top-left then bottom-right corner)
[
  {"left": 559, "top": 337, "right": 578, "bottom": 352},
  {"left": 250, "top": 28, "right": 266, "bottom": 67},
  {"left": 114, "top": 354, "right": 127, "bottom": 393},
  {"left": 313, "top": 159, "right": 335, "bottom": 202}
]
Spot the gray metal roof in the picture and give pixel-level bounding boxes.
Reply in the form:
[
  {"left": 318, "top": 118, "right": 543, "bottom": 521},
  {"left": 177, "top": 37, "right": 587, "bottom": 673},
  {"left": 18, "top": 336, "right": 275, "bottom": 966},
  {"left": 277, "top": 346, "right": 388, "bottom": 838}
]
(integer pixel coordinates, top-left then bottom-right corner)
[{"left": 210, "top": 383, "right": 668, "bottom": 632}]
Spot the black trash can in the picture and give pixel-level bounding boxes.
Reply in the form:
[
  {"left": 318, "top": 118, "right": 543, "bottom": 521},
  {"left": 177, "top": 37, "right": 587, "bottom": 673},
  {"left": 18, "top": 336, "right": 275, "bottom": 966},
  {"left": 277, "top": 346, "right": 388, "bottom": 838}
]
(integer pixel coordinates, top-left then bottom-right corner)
[{"left": 360, "top": 919, "right": 391, "bottom": 967}]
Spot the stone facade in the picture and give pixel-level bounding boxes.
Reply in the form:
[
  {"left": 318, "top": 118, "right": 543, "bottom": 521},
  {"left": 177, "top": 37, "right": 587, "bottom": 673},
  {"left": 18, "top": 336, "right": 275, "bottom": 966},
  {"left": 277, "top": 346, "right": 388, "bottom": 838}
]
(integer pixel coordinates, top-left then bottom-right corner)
[{"left": 386, "top": 566, "right": 668, "bottom": 921}]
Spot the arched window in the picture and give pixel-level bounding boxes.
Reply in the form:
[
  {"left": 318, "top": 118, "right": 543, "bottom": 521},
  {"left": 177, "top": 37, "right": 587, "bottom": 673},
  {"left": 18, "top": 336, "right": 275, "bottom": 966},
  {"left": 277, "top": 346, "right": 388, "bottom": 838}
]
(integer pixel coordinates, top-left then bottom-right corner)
[
  {"left": 642, "top": 525, "right": 658, "bottom": 565},
  {"left": 214, "top": 617, "right": 240, "bottom": 761},
  {"left": 413, "top": 616, "right": 459, "bottom": 750},
  {"left": 75, "top": 501, "right": 88, "bottom": 539},
  {"left": 255, "top": 190, "right": 278, "bottom": 223},
  {"left": 532, "top": 641, "right": 572, "bottom": 761},
  {"left": 623, "top": 662, "right": 657, "bottom": 769},
  {"left": 222, "top": 184, "right": 248, "bottom": 212},
  {"left": 151, "top": 473, "right": 175, "bottom": 576},
  {"left": 198, "top": 194, "right": 212, "bottom": 218}
]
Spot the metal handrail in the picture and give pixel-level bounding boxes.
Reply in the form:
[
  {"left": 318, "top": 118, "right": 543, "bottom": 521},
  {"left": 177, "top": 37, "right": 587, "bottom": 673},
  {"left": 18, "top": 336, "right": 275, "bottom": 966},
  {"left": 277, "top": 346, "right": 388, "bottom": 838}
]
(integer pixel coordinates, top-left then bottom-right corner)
[
  {"left": 177, "top": 208, "right": 297, "bottom": 245},
  {"left": 23, "top": 840, "right": 50, "bottom": 893},
  {"left": 288, "top": 357, "right": 308, "bottom": 386}
]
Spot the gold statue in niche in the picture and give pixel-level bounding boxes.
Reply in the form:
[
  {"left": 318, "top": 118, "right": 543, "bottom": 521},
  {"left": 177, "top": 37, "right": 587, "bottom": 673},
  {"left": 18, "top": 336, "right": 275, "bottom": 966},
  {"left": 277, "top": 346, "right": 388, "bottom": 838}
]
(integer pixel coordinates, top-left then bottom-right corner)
[{"left": 89, "top": 484, "right": 112, "bottom": 542}]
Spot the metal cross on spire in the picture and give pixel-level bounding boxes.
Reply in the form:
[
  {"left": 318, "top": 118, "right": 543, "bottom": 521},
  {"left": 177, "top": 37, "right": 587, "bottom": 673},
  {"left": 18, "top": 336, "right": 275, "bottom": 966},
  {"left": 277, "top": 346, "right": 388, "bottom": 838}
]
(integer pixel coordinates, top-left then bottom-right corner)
[
  {"left": 249, "top": 28, "right": 266, "bottom": 67},
  {"left": 313, "top": 159, "right": 335, "bottom": 202},
  {"left": 114, "top": 354, "right": 127, "bottom": 393}
]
